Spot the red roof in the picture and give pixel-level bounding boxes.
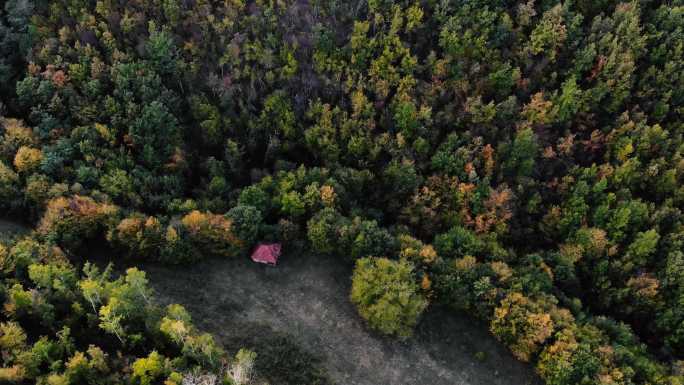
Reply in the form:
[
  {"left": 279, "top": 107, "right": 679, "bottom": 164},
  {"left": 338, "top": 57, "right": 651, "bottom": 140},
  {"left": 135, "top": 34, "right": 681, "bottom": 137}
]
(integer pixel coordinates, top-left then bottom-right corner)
[{"left": 251, "top": 243, "right": 281, "bottom": 265}]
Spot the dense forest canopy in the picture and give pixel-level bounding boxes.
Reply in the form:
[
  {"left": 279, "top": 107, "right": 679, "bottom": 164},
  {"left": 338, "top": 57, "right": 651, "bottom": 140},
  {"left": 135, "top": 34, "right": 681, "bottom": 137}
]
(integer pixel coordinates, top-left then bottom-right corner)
[{"left": 1, "top": 0, "right": 684, "bottom": 384}]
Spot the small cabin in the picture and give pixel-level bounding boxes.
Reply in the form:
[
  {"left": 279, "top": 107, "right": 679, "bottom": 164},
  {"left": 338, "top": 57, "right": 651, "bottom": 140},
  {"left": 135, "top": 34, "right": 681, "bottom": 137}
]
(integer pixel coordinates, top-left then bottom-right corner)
[{"left": 250, "top": 243, "right": 281, "bottom": 266}]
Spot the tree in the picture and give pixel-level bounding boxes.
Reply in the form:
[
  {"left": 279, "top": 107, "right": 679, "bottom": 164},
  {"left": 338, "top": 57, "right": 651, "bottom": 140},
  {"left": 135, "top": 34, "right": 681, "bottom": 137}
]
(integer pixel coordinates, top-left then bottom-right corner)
[
  {"left": 180, "top": 210, "right": 243, "bottom": 258},
  {"left": 231, "top": 349, "right": 257, "bottom": 385},
  {"left": 382, "top": 159, "right": 421, "bottom": 211},
  {"left": 501, "top": 127, "right": 539, "bottom": 180},
  {"left": 38, "top": 196, "right": 120, "bottom": 250},
  {"left": 490, "top": 293, "right": 554, "bottom": 362},
  {"left": 238, "top": 185, "right": 271, "bottom": 215},
  {"left": 2, "top": 0, "right": 684, "bottom": 382},
  {"left": 307, "top": 208, "right": 348, "bottom": 255},
  {"left": 527, "top": 4, "right": 567, "bottom": 63},
  {"left": 131, "top": 351, "right": 166, "bottom": 385},
  {"left": 434, "top": 226, "right": 485, "bottom": 259},
  {"left": 347, "top": 217, "right": 396, "bottom": 260},
  {"left": 159, "top": 304, "right": 224, "bottom": 368},
  {"left": 107, "top": 215, "right": 165, "bottom": 259},
  {"left": 350, "top": 257, "right": 428, "bottom": 338},
  {"left": 0, "top": 160, "right": 19, "bottom": 209},
  {"left": 146, "top": 23, "right": 178, "bottom": 77},
  {"left": 536, "top": 327, "right": 601, "bottom": 385},
  {"left": 226, "top": 205, "right": 263, "bottom": 247},
  {"left": 13, "top": 146, "right": 42, "bottom": 173},
  {"left": 0, "top": 118, "right": 36, "bottom": 161},
  {"left": 99, "top": 169, "right": 136, "bottom": 204},
  {"left": 0, "top": 322, "right": 27, "bottom": 358},
  {"left": 129, "top": 101, "right": 181, "bottom": 169},
  {"left": 0, "top": 0, "right": 33, "bottom": 104},
  {"left": 625, "top": 229, "right": 659, "bottom": 269}
]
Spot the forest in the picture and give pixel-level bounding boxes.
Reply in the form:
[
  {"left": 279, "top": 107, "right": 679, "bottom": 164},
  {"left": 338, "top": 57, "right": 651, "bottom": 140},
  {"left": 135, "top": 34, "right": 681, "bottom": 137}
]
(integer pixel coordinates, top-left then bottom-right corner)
[{"left": 1, "top": 0, "right": 684, "bottom": 384}]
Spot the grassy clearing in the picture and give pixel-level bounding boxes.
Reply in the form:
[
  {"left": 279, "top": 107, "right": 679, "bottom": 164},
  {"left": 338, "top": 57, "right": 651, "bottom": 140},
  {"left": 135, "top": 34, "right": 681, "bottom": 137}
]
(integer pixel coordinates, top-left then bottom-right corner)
[{"left": 141, "top": 252, "right": 542, "bottom": 385}]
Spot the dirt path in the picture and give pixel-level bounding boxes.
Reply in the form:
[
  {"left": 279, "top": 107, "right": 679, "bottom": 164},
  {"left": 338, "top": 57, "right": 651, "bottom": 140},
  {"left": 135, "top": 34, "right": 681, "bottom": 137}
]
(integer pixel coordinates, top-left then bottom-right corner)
[{"left": 142, "top": 253, "right": 542, "bottom": 385}]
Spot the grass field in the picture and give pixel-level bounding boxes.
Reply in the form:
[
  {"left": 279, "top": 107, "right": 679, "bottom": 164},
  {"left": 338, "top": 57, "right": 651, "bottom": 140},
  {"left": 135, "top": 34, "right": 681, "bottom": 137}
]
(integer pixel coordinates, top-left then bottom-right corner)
[{"left": 141, "top": 252, "right": 542, "bottom": 385}]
